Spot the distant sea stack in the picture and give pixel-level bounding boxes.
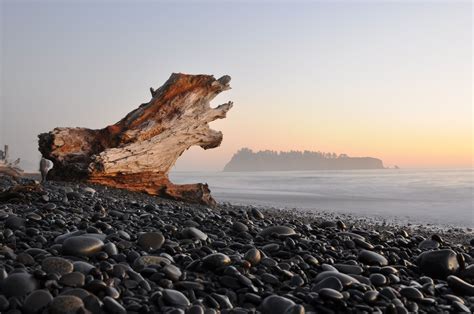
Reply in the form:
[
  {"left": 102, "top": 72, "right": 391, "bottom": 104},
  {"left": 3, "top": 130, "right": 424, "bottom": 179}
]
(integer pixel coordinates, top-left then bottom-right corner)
[{"left": 223, "top": 148, "right": 384, "bottom": 171}]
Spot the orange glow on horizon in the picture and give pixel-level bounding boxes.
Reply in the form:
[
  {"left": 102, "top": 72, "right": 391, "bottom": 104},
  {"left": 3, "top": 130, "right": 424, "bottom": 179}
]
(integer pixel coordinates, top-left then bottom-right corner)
[{"left": 177, "top": 106, "right": 473, "bottom": 170}]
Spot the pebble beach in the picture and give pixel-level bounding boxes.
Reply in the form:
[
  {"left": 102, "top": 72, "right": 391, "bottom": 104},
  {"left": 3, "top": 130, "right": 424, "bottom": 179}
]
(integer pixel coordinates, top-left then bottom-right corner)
[{"left": 0, "top": 176, "right": 473, "bottom": 313}]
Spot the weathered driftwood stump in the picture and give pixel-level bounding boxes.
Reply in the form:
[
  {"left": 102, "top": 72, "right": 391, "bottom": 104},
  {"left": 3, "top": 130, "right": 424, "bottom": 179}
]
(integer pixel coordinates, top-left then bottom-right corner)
[
  {"left": 0, "top": 145, "right": 23, "bottom": 179},
  {"left": 38, "top": 73, "right": 233, "bottom": 205}
]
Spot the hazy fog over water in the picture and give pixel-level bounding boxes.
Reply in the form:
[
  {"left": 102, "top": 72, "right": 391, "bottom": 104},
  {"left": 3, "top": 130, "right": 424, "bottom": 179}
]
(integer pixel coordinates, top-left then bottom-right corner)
[{"left": 171, "top": 168, "right": 474, "bottom": 227}]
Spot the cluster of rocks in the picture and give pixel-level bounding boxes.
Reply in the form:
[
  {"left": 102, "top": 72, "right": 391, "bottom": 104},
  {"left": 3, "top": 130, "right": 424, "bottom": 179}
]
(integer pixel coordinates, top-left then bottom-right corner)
[{"left": 0, "top": 176, "right": 473, "bottom": 313}]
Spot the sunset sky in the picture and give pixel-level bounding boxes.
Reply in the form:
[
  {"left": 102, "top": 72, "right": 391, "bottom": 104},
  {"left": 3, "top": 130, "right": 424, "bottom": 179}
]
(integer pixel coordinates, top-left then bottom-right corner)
[{"left": 1, "top": 1, "right": 472, "bottom": 171}]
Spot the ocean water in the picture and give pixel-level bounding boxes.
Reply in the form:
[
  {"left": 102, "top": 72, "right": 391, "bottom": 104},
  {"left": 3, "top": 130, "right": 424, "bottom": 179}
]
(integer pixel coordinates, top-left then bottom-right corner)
[{"left": 170, "top": 169, "right": 474, "bottom": 228}]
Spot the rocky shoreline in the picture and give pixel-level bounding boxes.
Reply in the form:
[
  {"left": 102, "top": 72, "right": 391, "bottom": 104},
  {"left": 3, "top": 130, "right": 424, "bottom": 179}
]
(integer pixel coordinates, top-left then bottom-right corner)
[{"left": 0, "top": 177, "right": 473, "bottom": 313}]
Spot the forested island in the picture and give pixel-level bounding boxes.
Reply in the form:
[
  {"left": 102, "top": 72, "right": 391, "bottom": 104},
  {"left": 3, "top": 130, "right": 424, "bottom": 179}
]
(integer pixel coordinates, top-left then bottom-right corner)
[{"left": 223, "top": 148, "right": 384, "bottom": 171}]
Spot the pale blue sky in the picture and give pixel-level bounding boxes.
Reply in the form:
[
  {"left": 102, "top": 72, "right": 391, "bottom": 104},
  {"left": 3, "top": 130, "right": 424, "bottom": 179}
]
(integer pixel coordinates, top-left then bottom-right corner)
[{"left": 1, "top": 0, "right": 472, "bottom": 171}]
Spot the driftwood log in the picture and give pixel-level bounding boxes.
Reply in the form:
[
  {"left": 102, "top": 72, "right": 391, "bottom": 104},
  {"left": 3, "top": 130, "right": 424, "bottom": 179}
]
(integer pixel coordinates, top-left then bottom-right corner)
[
  {"left": 38, "top": 73, "right": 233, "bottom": 205},
  {"left": 0, "top": 145, "right": 23, "bottom": 179}
]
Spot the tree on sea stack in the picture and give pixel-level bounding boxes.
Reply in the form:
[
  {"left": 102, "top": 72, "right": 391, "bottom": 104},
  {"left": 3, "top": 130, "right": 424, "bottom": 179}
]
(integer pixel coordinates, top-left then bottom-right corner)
[{"left": 38, "top": 73, "right": 233, "bottom": 206}]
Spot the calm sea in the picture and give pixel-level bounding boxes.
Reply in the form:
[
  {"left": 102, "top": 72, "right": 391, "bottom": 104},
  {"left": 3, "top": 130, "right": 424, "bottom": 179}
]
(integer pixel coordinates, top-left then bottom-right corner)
[{"left": 170, "top": 169, "right": 473, "bottom": 228}]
